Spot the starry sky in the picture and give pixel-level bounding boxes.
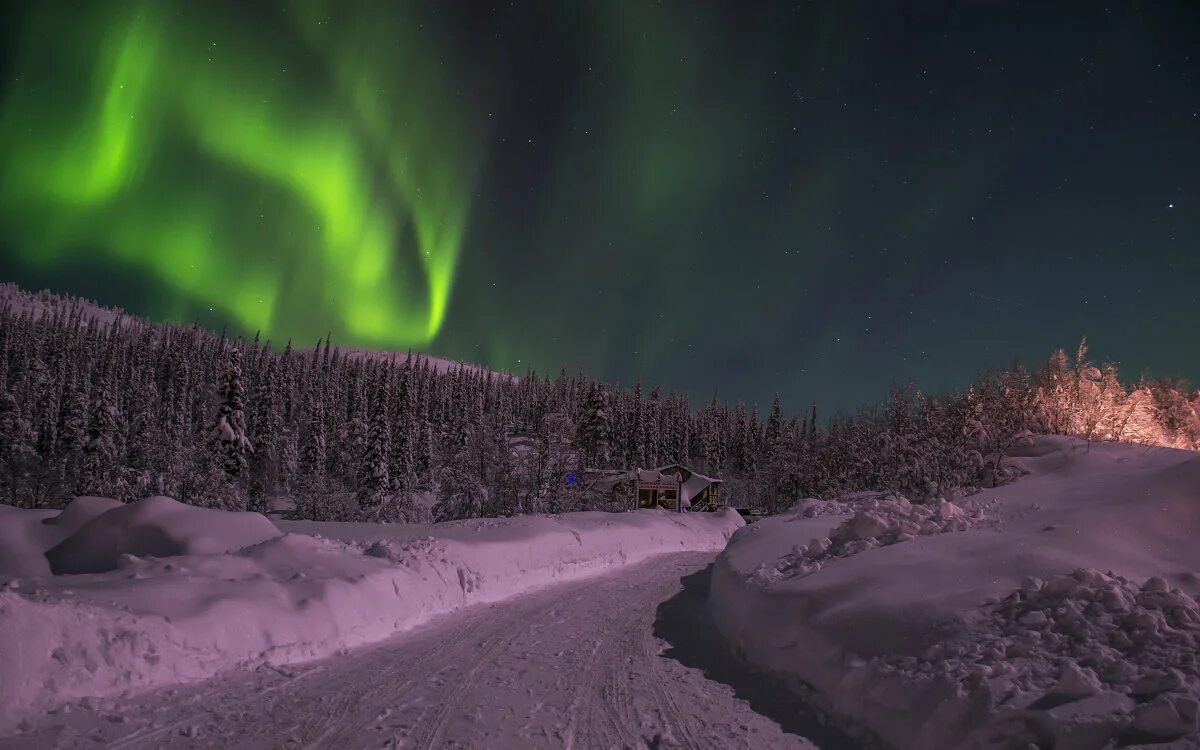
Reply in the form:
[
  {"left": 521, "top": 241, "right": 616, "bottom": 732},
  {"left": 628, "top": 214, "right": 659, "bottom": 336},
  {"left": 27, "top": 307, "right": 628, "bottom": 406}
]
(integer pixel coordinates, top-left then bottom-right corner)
[{"left": 1, "top": 1, "right": 1197, "bottom": 413}]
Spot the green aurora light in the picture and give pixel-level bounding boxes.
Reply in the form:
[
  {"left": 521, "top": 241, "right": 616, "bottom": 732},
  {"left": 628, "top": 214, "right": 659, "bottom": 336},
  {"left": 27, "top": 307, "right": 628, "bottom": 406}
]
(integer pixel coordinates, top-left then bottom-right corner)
[
  {"left": 0, "top": 0, "right": 482, "bottom": 347},
  {"left": 2, "top": 2, "right": 1197, "bottom": 411}
]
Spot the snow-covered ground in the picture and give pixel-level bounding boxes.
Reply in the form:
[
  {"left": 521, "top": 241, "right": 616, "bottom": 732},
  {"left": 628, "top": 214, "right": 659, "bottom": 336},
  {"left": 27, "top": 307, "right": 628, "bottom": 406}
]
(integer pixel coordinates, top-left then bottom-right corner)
[
  {"left": 0, "top": 553, "right": 850, "bottom": 749},
  {"left": 0, "top": 496, "right": 741, "bottom": 730},
  {"left": 7, "top": 434, "right": 1198, "bottom": 749},
  {"left": 711, "top": 436, "right": 1200, "bottom": 749}
]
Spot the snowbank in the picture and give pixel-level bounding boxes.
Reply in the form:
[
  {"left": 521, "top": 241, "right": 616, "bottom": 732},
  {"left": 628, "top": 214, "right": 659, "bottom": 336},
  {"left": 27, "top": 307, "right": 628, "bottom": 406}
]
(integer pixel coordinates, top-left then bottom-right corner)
[
  {"left": 710, "top": 436, "right": 1200, "bottom": 749},
  {"left": 44, "top": 495, "right": 281, "bottom": 575},
  {"left": 0, "top": 498, "right": 741, "bottom": 727},
  {"left": 0, "top": 506, "right": 60, "bottom": 579},
  {"left": 40, "top": 496, "right": 123, "bottom": 537}
]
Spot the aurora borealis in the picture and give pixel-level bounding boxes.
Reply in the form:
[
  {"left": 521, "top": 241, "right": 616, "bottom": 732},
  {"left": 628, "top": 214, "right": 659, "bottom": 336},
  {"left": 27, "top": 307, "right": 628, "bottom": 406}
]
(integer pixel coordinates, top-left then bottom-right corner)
[
  {"left": 1, "top": 2, "right": 1198, "bottom": 410},
  {"left": 0, "top": 0, "right": 481, "bottom": 344}
]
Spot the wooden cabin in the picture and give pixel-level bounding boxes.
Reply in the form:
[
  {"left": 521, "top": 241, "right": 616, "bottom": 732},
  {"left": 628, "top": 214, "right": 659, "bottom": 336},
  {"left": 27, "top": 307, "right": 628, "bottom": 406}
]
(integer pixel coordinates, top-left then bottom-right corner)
[{"left": 591, "top": 464, "right": 723, "bottom": 511}]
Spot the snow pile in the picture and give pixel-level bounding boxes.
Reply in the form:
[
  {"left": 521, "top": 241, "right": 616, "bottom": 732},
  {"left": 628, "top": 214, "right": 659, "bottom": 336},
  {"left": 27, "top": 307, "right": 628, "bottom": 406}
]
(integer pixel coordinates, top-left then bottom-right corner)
[
  {"left": 890, "top": 569, "right": 1200, "bottom": 692},
  {"left": 878, "top": 568, "right": 1200, "bottom": 748},
  {"left": 710, "top": 436, "right": 1200, "bottom": 749},
  {"left": 753, "top": 494, "right": 995, "bottom": 584},
  {"left": 0, "top": 506, "right": 60, "bottom": 578},
  {"left": 0, "top": 497, "right": 129, "bottom": 579},
  {"left": 45, "top": 496, "right": 281, "bottom": 575},
  {"left": 41, "top": 496, "right": 124, "bottom": 536},
  {"left": 0, "top": 498, "right": 741, "bottom": 727},
  {"left": 786, "top": 496, "right": 856, "bottom": 519}
]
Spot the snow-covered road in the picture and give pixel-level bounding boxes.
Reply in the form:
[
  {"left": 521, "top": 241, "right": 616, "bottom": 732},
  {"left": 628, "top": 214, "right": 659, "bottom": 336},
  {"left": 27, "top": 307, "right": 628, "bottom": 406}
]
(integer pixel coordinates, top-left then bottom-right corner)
[{"left": 5, "top": 552, "right": 852, "bottom": 750}]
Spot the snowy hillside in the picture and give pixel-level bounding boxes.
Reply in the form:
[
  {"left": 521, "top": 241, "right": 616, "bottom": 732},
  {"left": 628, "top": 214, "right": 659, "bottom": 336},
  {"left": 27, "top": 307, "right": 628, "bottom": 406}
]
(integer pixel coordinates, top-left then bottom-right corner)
[
  {"left": 0, "top": 497, "right": 741, "bottom": 729},
  {"left": 0, "top": 283, "right": 125, "bottom": 328},
  {"left": 0, "top": 282, "right": 498, "bottom": 377},
  {"left": 711, "top": 435, "right": 1200, "bottom": 749},
  {"left": 329, "top": 345, "right": 505, "bottom": 378}
]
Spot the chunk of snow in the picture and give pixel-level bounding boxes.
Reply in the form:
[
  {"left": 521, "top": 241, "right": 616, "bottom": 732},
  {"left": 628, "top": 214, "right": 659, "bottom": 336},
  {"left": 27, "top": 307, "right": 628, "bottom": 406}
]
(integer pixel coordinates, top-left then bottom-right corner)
[
  {"left": 1051, "top": 663, "right": 1102, "bottom": 699},
  {"left": 1131, "top": 693, "right": 1200, "bottom": 740}
]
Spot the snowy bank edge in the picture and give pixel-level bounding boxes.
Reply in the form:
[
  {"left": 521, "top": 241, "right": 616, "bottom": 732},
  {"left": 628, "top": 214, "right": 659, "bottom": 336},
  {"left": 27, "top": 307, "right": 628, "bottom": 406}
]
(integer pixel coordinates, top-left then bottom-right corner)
[
  {"left": 708, "top": 549, "right": 897, "bottom": 748},
  {"left": 0, "top": 507, "right": 743, "bottom": 727}
]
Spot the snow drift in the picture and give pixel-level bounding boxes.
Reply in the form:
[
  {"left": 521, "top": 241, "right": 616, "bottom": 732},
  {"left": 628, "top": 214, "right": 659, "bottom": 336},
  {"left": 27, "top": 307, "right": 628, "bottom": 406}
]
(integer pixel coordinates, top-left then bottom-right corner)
[
  {"left": 710, "top": 436, "right": 1200, "bottom": 749},
  {"left": 44, "top": 496, "right": 282, "bottom": 575},
  {"left": 0, "top": 499, "right": 741, "bottom": 727}
]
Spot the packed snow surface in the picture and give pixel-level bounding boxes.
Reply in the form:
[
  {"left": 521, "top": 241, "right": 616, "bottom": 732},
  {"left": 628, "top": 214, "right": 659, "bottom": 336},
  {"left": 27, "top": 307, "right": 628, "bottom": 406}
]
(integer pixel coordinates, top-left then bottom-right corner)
[
  {"left": 1, "top": 553, "right": 844, "bottom": 749},
  {"left": 711, "top": 436, "right": 1200, "bottom": 749},
  {"left": 0, "top": 499, "right": 741, "bottom": 728}
]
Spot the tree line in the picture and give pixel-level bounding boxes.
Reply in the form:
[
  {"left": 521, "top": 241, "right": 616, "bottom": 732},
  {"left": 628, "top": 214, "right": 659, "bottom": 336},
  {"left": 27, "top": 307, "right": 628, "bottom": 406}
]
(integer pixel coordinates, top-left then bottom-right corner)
[{"left": 1, "top": 285, "right": 1197, "bottom": 520}]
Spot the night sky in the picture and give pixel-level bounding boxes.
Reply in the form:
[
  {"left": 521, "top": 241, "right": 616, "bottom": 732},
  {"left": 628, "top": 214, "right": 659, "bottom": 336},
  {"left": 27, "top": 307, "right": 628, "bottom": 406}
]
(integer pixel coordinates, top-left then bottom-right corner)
[{"left": 1, "top": 1, "right": 1197, "bottom": 413}]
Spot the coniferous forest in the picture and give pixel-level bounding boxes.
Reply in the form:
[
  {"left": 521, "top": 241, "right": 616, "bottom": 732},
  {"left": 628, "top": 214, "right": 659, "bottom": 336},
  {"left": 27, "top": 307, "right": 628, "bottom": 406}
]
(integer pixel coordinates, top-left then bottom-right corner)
[{"left": 1, "top": 284, "right": 1198, "bottom": 521}]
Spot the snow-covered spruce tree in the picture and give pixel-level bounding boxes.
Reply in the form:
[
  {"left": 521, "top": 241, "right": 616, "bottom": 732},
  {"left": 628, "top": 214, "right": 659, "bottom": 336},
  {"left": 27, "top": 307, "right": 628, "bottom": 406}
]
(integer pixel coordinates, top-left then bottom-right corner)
[
  {"left": 55, "top": 366, "right": 88, "bottom": 460},
  {"left": 372, "top": 363, "right": 423, "bottom": 521},
  {"left": 417, "top": 399, "right": 435, "bottom": 486},
  {"left": 674, "top": 394, "right": 692, "bottom": 464},
  {"left": 208, "top": 344, "right": 253, "bottom": 481},
  {"left": 702, "top": 399, "right": 725, "bottom": 473},
  {"left": 249, "top": 358, "right": 280, "bottom": 510},
  {"left": 335, "top": 364, "right": 368, "bottom": 486},
  {"left": 755, "top": 394, "right": 791, "bottom": 509},
  {"left": 644, "top": 387, "right": 662, "bottom": 466},
  {"left": 478, "top": 414, "right": 516, "bottom": 517},
  {"left": 433, "top": 459, "right": 483, "bottom": 521},
  {"left": 53, "top": 362, "right": 88, "bottom": 500},
  {"left": 164, "top": 352, "right": 193, "bottom": 468},
  {"left": 76, "top": 371, "right": 121, "bottom": 498},
  {"left": 764, "top": 393, "right": 784, "bottom": 460},
  {"left": 390, "top": 360, "right": 416, "bottom": 493},
  {"left": 358, "top": 370, "right": 393, "bottom": 514},
  {"left": 279, "top": 339, "right": 297, "bottom": 424},
  {"left": 576, "top": 381, "right": 611, "bottom": 469},
  {"left": 432, "top": 401, "right": 486, "bottom": 521},
  {"left": 0, "top": 386, "right": 37, "bottom": 506},
  {"left": 294, "top": 394, "right": 327, "bottom": 519},
  {"left": 22, "top": 352, "right": 72, "bottom": 507},
  {"left": 660, "top": 394, "right": 680, "bottom": 463},
  {"left": 743, "top": 405, "right": 761, "bottom": 474},
  {"left": 22, "top": 354, "right": 55, "bottom": 458},
  {"left": 518, "top": 410, "right": 574, "bottom": 515},
  {"left": 277, "top": 427, "right": 299, "bottom": 494},
  {"left": 628, "top": 380, "right": 647, "bottom": 468},
  {"left": 125, "top": 375, "right": 164, "bottom": 501}
]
